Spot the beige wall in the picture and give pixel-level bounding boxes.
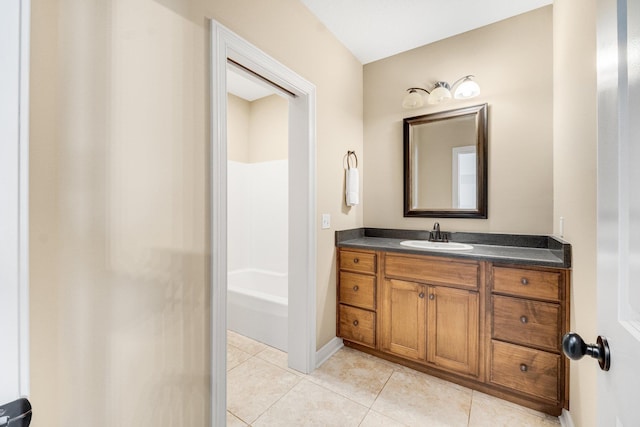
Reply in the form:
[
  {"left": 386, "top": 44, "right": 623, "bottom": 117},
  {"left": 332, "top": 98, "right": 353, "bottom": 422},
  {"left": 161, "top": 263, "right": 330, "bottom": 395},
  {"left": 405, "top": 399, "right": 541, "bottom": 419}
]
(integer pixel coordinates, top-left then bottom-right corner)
[
  {"left": 228, "top": 93, "right": 251, "bottom": 162},
  {"left": 553, "top": 1, "right": 597, "bottom": 426},
  {"left": 211, "top": 2, "right": 365, "bottom": 350},
  {"left": 363, "top": 7, "right": 553, "bottom": 234},
  {"left": 228, "top": 93, "right": 289, "bottom": 163},
  {"left": 30, "top": 0, "right": 599, "bottom": 424},
  {"left": 249, "top": 94, "right": 288, "bottom": 163},
  {"left": 213, "top": 1, "right": 364, "bottom": 350},
  {"left": 29, "top": 0, "right": 363, "bottom": 425}
]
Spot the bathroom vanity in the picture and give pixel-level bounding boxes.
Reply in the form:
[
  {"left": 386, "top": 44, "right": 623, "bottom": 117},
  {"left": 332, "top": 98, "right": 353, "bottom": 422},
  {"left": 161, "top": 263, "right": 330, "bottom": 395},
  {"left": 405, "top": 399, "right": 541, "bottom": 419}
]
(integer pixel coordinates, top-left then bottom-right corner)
[{"left": 336, "top": 228, "right": 571, "bottom": 416}]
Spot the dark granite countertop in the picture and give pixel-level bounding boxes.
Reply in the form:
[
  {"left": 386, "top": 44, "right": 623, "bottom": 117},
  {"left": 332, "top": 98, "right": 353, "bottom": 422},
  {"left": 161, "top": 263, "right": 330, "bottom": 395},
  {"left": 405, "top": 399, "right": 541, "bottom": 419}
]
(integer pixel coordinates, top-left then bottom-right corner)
[{"left": 336, "top": 228, "right": 571, "bottom": 269}]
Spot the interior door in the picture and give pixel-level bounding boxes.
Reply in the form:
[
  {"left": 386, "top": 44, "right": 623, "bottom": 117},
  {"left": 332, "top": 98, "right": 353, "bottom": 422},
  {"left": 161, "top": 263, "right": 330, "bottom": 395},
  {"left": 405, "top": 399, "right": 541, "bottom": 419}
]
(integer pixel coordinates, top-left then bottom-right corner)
[
  {"left": 596, "top": 0, "right": 640, "bottom": 425},
  {"left": 0, "top": 0, "right": 29, "bottom": 403}
]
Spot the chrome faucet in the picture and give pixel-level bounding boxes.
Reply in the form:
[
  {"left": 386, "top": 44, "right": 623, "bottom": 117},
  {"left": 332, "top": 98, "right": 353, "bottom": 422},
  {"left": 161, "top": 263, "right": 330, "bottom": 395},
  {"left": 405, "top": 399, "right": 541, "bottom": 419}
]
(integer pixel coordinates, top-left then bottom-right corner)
[{"left": 428, "top": 222, "right": 448, "bottom": 242}]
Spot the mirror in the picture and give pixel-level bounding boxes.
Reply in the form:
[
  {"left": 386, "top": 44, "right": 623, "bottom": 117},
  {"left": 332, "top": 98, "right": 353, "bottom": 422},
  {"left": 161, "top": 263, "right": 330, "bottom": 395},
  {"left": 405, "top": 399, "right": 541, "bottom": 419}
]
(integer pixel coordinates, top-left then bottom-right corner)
[{"left": 404, "top": 103, "right": 488, "bottom": 218}]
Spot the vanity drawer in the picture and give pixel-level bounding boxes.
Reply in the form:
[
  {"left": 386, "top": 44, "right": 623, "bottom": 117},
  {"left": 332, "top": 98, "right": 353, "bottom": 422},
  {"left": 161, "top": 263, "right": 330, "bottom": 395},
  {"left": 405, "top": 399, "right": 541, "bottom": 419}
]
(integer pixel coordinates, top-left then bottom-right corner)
[
  {"left": 490, "top": 340, "right": 560, "bottom": 403},
  {"left": 385, "top": 254, "right": 479, "bottom": 289},
  {"left": 339, "top": 272, "right": 376, "bottom": 310},
  {"left": 339, "top": 250, "right": 376, "bottom": 274},
  {"left": 492, "top": 266, "right": 561, "bottom": 301},
  {"left": 339, "top": 304, "right": 375, "bottom": 348},
  {"left": 492, "top": 295, "right": 561, "bottom": 352}
]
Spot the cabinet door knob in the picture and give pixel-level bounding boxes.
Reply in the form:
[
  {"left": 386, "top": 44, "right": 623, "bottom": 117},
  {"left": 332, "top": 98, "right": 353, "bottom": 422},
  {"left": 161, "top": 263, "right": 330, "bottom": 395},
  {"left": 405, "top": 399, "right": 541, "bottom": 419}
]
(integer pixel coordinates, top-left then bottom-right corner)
[
  {"left": 353, "top": 285, "right": 359, "bottom": 292},
  {"left": 520, "top": 315, "right": 528, "bottom": 324},
  {"left": 418, "top": 292, "right": 425, "bottom": 299},
  {"left": 353, "top": 258, "right": 359, "bottom": 264},
  {"left": 353, "top": 320, "right": 359, "bottom": 326},
  {"left": 429, "top": 294, "right": 435, "bottom": 300},
  {"left": 520, "top": 277, "right": 529, "bottom": 285},
  {"left": 520, "top": 364, "right": 528, "bottom": 372}
]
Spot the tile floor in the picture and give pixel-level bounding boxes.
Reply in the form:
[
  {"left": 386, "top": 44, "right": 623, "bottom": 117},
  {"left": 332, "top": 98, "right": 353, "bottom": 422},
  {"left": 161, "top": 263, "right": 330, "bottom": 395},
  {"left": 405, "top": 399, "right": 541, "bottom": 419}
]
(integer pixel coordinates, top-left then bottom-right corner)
[{"left": 226, "top": 330, "right": 561, "bottom": 427}]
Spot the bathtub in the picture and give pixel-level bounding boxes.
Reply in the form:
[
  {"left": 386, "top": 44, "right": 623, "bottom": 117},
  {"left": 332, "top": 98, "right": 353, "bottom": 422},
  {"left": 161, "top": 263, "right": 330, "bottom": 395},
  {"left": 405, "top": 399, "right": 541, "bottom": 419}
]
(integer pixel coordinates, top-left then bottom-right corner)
[{"left": 227, "top": 269, "right": 288, "bottom": 352}]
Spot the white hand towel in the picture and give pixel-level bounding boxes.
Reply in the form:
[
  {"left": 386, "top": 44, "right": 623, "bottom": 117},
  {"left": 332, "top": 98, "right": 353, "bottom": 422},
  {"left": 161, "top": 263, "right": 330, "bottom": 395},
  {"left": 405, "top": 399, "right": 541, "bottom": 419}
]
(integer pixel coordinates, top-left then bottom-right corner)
[{"left": 346, "top": 167, "right": 359, "bottom": 206}]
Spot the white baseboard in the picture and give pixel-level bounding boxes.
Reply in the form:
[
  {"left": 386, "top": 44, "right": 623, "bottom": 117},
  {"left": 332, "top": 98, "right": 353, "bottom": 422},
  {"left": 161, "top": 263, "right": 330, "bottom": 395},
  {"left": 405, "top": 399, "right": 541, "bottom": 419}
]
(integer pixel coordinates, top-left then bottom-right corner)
[
  {"left": 315, "top": 337, "right": 344, "bottom": 368},
  {"left": 559, "top": 409, "right": 575, "bottom": 427}
]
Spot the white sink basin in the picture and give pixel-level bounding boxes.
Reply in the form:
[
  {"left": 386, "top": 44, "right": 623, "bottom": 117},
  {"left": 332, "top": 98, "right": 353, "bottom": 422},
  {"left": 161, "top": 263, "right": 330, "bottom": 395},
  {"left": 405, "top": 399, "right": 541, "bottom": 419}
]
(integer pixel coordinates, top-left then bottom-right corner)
[{"left": 400, "top": 240, "right": 474, "bottom": 251}]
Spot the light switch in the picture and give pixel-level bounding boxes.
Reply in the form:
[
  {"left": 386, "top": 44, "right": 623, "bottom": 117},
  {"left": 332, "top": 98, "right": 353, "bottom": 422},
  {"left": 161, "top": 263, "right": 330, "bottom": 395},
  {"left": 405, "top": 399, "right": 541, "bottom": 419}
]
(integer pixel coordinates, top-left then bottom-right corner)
[{"left": 321, "top": 214, "right": 331, "bottom": 229}]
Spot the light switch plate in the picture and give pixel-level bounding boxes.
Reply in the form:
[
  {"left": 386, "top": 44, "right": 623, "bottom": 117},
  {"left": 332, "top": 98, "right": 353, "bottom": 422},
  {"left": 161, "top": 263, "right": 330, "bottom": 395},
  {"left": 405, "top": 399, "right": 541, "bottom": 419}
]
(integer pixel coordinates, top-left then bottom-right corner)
[{"left": 321, "top": 214, "right": 331, "bottom": 229}]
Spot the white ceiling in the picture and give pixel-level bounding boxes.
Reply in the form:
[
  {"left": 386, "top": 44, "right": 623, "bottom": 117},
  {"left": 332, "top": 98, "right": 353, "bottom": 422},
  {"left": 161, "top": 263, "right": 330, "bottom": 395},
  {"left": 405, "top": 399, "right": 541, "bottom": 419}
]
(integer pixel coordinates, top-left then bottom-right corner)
[
  {"left": 227, "top": 67, "right": 277, "bottom": 102},
  {"left": 300, "top": 0, "right": 553, "bottom": 64}
]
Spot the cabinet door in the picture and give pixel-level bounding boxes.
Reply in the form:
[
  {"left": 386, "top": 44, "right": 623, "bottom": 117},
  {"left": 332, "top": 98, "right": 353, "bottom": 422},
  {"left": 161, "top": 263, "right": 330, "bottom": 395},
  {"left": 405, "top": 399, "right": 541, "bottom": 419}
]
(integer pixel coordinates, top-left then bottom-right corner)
[
  {"left": 427, "top": 286, "right": 479, "bottom": 377},
  {"left": 380, "top": 279, "right": 427, "bottom": 361}
]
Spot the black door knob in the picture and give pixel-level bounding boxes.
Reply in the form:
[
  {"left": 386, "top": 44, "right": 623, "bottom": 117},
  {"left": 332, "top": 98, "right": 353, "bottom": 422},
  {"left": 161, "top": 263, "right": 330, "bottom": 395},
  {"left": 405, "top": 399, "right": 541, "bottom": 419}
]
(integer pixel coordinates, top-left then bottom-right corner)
[
  {"left": 562, "top": 332, "right": 611, "bottom": 371},
  {"left": 0, "top": 398, "right": 32, "bottom": 427}
]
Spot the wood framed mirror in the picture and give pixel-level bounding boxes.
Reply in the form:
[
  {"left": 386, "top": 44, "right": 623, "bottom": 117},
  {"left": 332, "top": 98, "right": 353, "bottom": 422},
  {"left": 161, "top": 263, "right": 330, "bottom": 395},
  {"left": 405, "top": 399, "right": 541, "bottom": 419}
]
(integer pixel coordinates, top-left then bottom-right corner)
[{"left": 403, "top": 103, "right": 488, "bottom": 218}]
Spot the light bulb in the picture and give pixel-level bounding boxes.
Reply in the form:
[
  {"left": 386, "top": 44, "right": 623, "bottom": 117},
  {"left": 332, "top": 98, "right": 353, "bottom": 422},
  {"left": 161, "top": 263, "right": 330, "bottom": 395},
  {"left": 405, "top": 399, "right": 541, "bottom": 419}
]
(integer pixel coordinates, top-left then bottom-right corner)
[
  {"left": 402, "top": 90, "right": 424, "bottom": 109},
  {"left": 454, "top": 77, "right": 480, "bottom": 99},
  {"left": 427, "top": 83, "right": 452, "bottom": 104}
]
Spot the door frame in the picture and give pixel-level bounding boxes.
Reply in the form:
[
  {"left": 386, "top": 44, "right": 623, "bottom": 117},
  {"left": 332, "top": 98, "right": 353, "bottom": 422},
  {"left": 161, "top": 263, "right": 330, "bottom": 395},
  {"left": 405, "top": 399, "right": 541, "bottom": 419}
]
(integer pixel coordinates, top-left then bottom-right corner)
[
  {"left": 210, "top": 19, "right": 317, "bottom": 426},
  {"left": 0, "top": 0, "right": 30, "bottom": 402}
]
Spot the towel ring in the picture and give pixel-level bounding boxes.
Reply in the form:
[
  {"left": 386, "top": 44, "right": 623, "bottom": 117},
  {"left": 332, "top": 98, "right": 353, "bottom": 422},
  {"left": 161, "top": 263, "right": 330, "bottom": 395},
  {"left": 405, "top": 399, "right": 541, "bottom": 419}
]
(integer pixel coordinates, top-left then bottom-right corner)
[{"left": 346, "top": 151, "right": 358, "bottom": 169}]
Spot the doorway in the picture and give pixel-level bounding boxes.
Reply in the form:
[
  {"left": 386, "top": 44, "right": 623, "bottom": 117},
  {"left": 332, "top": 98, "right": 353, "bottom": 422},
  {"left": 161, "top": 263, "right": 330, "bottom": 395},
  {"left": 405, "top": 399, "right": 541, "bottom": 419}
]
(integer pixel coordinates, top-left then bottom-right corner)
[
  {"left": 226, "top": 63, "right": 290, "bottom": 352},
  {"left": 210, "top": 19, "right": 317, "bottom": 426}
]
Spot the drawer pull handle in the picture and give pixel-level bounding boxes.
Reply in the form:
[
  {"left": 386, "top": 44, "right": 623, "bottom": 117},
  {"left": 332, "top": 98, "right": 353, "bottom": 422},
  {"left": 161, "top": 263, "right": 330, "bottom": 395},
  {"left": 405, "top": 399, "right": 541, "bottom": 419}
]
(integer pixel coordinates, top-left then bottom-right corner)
[
  {"left": 521, "top": 278, "right": 529, "bottom": 285},
  {"left": 429, "top": 294, "right": 435, "bottom": 300},
  {"left": 353, "top": 285, "right": 359, "bottom": 292},
  {"left": 419, "top": 292, "right": 425, "bottom": 299},
  {"left": 520, "top": 364, "right": 528, "bottom": 372},
  {"left": 353, "top": 320, "right": 359, "bottom": 326},
  {"left": 353, "top": 258, "right": 359, "bottom": 264},
  {"left": 520, "top": 315, "right": 528, "bottom": 324}
]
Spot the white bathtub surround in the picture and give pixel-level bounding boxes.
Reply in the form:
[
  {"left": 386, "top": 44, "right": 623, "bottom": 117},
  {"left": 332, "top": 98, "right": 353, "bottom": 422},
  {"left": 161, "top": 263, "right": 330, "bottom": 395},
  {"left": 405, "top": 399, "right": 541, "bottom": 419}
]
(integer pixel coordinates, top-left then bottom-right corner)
[
  {"left": 227, "top": 159, "right": 289, "bottom": 350},
  {"left": 227, "top": 160, "right": 288, "bottom": 273},
  {"left": 228, "top": 269, "right": 288, "bottom": 351}
]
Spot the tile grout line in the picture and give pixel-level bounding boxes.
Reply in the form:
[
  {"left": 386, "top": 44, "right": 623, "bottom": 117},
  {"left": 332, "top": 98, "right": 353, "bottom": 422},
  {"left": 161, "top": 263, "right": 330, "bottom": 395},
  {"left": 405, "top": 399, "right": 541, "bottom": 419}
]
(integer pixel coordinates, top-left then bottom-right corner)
[
  {"left": 227, "top": 337, "right": 299, "bottom": 426},
  {"left": 226, "top": 352, "right": 260, "bottom": 426},
  {"left": 467, "top": 389, "right": 475, "bottom": 426},
  {"left": 230, "top": 333, "right": 562, "bottom": 426},
  {"left": 304, "top": 375, "right": 371, "bottom": 409},
  {"left": 227, "top": 409, "right": 251, "bottom": 427},
  {"left": 249, "top": 375, "right": 306, "bottom": 426},
  {"left": 253, "top": 348, "right": 308, "bottom": 378},
  {"left": 226, "top": 347, "right": 257, "bottom": 374},
  {"left": 244, "top": 360, "right": 305, "bottom": 426},
  {"left": 363, "top": 368, "right": 411, "bottom": 427},
  {"left": 303, "top": 352, "right": 395, "bottom": 412}
]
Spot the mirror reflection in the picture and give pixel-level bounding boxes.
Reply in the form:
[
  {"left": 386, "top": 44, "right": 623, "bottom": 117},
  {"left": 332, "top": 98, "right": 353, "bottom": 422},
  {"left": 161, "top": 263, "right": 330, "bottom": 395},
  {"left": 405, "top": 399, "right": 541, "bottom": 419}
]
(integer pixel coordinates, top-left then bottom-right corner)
[{"left": 404, "top": 104, "right": 488, "bottom": 218}]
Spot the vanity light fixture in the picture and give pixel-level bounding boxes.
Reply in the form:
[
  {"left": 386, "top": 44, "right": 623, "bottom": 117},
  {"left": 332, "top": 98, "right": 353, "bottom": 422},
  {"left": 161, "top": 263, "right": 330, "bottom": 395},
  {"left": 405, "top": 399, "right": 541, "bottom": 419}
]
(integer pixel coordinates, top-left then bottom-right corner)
[{"left": 402, "top": 75, "right": 480, "bottom": 109}]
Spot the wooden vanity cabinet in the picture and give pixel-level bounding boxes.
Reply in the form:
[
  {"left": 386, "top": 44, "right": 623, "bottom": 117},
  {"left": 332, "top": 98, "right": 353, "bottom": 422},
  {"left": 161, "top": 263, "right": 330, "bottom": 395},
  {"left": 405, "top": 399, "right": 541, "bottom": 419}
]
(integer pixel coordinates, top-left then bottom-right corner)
[
  {"left": 379, "top": 253, "right": 481, "bottom": 378},
  {"left": 379, "top": 278, "right": 427, "bottom": 360},
  {"left": 427, "top": 285, "right": 479, "bottom": 377},
  {"left": 336, "top": 247, "right": 570, "bottom": 416},
  {"left": 336, "top": 249, "right": 378, "bottom": 348},
  {"left": 487, "top": 265, "right": 569, "bottom": 408}
]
